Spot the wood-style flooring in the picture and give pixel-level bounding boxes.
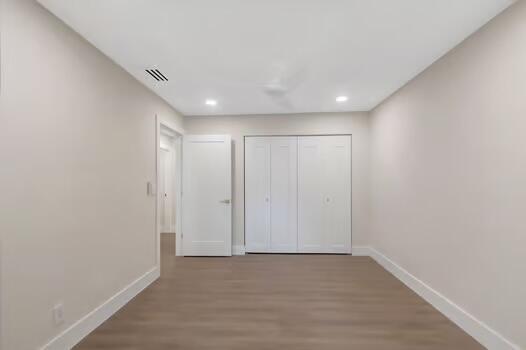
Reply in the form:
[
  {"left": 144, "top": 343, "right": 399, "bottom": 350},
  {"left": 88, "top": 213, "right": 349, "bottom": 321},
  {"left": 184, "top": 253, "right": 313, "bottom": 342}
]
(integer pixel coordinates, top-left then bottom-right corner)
[{"left": 75, "top": 233, "right": 483, "bottom": 349}]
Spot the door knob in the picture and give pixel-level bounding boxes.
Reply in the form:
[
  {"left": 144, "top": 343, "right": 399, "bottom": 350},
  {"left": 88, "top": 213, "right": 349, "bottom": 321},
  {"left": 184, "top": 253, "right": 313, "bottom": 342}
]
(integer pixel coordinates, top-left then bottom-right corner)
[{"left": 220, "top": 199, "right": 231, "bottom": 204}]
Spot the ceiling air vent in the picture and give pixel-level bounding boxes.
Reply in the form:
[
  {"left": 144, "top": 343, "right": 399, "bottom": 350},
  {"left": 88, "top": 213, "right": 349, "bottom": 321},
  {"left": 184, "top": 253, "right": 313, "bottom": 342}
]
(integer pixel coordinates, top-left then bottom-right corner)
[{"left": 145, "top": 68, "right": 169, "bottom": 82}]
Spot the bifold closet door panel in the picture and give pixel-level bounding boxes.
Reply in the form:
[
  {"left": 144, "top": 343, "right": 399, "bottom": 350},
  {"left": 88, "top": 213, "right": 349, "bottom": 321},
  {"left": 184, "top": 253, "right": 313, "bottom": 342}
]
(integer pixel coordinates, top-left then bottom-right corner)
[
  {"left": 297, "top": 137, "right": 325, "bottom": 252},
  {"left": 322, "top": 136, "right": 352, "bottom": 253},
  {"left": 245, "top": 138, "right": 271, "bottom": 252},
  {"left": 298, "top": 136, "right": 352, "bottom": 253},
  {"left": 269, "top": 137, "right": 298, "bottom": 253}
]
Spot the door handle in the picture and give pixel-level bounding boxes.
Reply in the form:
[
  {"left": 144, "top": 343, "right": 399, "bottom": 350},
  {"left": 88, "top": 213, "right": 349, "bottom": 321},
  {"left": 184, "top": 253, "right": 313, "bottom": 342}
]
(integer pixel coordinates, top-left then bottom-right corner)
[{"left": 220, "top": 199, "right": 231, "bottom": 204}]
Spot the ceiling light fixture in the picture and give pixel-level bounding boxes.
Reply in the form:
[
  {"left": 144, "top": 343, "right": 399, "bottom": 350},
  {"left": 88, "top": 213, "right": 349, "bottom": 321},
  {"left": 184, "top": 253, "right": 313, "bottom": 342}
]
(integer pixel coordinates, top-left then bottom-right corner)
[
  {"left": 336, "top": 96, "right": 348, "bottom": 103},
  {"left": 205, "top": 99, "right": 218, "bottom": 106}
]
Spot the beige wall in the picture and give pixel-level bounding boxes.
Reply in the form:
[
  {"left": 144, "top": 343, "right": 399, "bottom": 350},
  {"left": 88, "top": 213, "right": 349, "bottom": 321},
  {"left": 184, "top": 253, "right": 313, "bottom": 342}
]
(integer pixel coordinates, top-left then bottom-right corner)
[
  {"left": 370, "top": 1, "right": 526, "bottom": 347},
  {"left": 0, "top": 0, "right": 184, "bottom": 348},
  {"left": 184, "top": 113, "right": 370, "bottom": 248}
]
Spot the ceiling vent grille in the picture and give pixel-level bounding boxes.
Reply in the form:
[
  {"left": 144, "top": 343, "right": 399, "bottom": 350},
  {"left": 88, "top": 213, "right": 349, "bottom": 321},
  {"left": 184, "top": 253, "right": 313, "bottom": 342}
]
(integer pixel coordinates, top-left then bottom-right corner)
[{"left": 145, "top": 69, "right": 168, "bottom": 82}]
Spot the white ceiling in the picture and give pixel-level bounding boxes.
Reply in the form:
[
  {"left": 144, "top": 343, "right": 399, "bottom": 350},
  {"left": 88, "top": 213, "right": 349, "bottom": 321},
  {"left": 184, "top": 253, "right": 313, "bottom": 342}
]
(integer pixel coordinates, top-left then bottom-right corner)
[{"left": 38, "top": 0, "right": 514, "bottom": 116}]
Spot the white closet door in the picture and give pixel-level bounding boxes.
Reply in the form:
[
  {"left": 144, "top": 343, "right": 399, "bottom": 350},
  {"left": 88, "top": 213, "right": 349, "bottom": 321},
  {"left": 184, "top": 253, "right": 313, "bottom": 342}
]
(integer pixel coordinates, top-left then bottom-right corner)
[
  {"left": 298, "top": 136, "right": 352, "bottom": 253},
  {"left": 322, "top": 136, "right": 352, "bottom": 253},
  {"left": 298, "top": 137, "right": 325, "bottom": 252},
  {"left": 245, "top": 137, "right": 271, "bottom": 252},
  {"left": 269, "top": 137, "right": 298, "bottom": 253}
]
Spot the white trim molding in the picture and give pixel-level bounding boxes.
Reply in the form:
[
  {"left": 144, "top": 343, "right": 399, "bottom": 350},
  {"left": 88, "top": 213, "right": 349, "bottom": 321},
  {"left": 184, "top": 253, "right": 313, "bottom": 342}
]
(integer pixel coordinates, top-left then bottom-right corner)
[
  {"left": 366, "top": 248, "right": 519, "bottom": 350},
  {"left": 351, "top": 246, "right": 372, "bottom": 256},
  {"left": 233, "top": 245, "right": 246, "bottom": 256},
  {"left": 41, "top": 267, "right": 160, "bottom": 350}
]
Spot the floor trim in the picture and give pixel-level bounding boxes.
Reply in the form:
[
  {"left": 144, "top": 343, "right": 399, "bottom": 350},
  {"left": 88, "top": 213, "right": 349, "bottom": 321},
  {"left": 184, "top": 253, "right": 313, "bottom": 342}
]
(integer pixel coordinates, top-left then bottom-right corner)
[
  {"left": 41, "top": 267, "right": 160, "bottom": 350},
  {"left": 232, "top": 245, "right": 246, "bottom": 255},
  {"left": 360, "top": 246, "right": 519, "bottom": 350},
  {"left": 351, "top": 246, "right": 371, "bottom": 256}
]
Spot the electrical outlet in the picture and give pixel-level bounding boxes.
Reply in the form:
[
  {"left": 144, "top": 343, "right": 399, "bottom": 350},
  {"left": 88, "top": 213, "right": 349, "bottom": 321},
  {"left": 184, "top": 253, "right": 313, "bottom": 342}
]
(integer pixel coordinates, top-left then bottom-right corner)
[{"left": 53, "top": 303, "right": 64, "bottom": 325}]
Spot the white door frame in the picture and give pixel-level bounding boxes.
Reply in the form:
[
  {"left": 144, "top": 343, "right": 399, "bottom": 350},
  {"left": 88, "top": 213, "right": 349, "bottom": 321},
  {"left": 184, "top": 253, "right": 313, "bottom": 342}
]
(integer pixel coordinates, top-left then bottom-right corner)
[{"left": 156, "top": 115, "right": 184, "bottom": 266}]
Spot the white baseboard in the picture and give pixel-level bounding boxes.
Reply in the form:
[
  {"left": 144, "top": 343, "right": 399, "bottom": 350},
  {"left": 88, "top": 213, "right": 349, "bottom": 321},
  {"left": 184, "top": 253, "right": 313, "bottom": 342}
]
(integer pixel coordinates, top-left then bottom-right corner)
[
  {"left": 232, "top": 245, "right": 246, "bottom": 255},
  {"left": 41, "top": 267, "right": 160, "bottom": 350},
  {"left": 366, "top": 247, "right": 519, "bottom": 350},
  {"left": 351, "top": 246, "right": 372, "bottom": 256}
]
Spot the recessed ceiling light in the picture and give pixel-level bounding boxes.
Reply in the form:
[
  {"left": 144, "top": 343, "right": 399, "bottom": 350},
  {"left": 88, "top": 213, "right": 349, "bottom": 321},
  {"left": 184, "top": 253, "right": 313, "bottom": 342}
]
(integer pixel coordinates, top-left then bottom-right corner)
[
  {"left": 336, "top": 96, "right": 348, "bottom": 103},
  {"left": 205, "top": 99, "right": 218, "bottom": 106}
]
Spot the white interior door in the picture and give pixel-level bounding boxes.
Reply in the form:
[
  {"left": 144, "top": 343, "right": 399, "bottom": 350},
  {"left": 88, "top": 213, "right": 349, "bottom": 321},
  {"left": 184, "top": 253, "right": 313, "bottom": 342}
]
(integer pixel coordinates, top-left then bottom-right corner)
[
  {"left": 160, "top": 148, "right": 175, "bottom": 233},
  {"left": 269, "top": 137, "right": 298, "bottom": 252},
  {"left": 182, "top": 135, "right": 232, "bottom": 256},
  {"left": 297, "top": 137, "right": 325, "bottom": 252},
  {"left": 321, "top": 136, "right": 352, "bottom": 253},
  {"left": 298, "top": 136, "right": 352, "bottom": 253},
  {"left": 245, "top": 135, "right": 351, "bottom": 255},
  {"left": 245, "top": 137, "right": 271, "bottom": 252},
  {"left": 160, "top": 149, "right": 168, "bottom": 232},
  {"left": 245, "top": 136, "right": 298, "bottom": 253}
]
